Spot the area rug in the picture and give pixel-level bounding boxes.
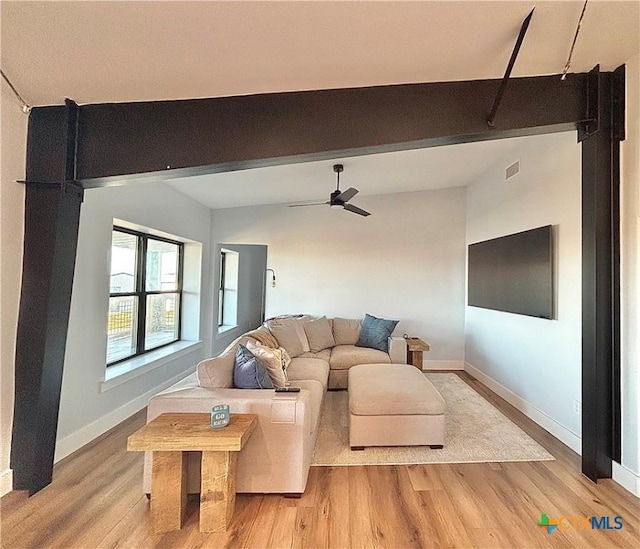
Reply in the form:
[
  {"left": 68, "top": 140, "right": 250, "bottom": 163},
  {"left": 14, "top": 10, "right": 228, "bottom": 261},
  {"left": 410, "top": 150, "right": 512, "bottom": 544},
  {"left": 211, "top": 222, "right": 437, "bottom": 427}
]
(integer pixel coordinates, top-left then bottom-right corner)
[{"left": 311, "top": 373, "right": 554, "bottom": 466}]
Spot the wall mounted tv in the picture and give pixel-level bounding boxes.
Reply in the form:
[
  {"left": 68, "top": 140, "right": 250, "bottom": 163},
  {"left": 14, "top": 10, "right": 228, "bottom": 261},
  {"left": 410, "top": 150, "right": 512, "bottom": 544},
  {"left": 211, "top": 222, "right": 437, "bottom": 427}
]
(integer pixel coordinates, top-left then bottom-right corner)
[{"left": 467, "top": 225, "right": 553, "bottom": 319}]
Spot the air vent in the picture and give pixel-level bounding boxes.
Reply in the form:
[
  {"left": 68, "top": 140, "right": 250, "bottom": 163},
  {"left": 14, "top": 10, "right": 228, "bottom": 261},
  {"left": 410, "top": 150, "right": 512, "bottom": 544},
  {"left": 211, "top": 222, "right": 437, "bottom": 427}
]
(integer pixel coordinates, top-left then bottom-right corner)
[{"left": 505, "top": 160, "right": 520, "bottom": 180}]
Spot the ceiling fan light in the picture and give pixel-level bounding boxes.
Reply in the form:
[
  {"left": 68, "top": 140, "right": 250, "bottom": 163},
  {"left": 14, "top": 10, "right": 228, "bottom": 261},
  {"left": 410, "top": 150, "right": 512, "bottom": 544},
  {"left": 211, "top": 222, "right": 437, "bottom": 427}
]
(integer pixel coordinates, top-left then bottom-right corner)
[{"left": 330, "top": 203, "right": 342, "bottom": 209}]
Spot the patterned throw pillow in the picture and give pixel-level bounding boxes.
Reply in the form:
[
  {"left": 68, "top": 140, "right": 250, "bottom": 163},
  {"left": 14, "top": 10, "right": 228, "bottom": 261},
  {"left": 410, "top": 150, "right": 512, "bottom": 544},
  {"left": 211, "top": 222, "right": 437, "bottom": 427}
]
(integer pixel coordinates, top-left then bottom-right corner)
[
  {"left": 246, "top": 340, "right": 290, "bottom": 388},
  {"left": 356, "top": 313, "right": 399, "bottom": 353},
  {"left": 233, "top": 345, "right": 274, "bottom": 389}
]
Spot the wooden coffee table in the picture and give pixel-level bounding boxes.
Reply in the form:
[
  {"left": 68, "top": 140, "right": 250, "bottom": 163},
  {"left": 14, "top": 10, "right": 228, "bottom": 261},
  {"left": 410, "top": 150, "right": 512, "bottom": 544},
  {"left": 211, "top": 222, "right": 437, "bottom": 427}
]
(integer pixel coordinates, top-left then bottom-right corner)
[
  {"left": 405, "top": 337, "right": 430, "bottom": 369},
  {"left": 127, "top": 412, "right": 257, "bottom": 534}
]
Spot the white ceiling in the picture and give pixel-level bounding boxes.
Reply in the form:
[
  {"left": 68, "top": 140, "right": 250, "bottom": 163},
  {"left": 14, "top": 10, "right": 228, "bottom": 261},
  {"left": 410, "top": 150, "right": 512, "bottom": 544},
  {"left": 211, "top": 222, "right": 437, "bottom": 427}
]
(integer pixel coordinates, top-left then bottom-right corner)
[
  {"left": 2, "top": 1, "right": 637, "bottom": 209},
  {"left": 2, "top": 1, "right": 638, "bottom": 106},
  {"left": 166, "top": 133, "right": 553, "bottom": 209}
]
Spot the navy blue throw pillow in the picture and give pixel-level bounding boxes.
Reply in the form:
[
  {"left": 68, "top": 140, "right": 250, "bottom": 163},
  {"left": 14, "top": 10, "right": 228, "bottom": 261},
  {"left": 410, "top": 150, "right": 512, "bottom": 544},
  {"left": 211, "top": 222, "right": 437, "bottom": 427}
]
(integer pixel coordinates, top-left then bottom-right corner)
[
  {"left": 356, "top": 313, "right": 399, "bottom": 352},
  {"left": 233, "top": 345, "right": 274, "bottom": 389}
]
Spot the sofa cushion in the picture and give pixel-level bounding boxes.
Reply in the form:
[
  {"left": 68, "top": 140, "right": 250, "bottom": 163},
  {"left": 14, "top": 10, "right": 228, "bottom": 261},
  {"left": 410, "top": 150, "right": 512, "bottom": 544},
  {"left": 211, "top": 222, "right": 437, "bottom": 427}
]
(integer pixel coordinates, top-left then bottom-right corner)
[
  {"left": 297, "top": 348, "right": 331, "bottom": 362},
  {"left": 332, "top": 317, "right": 362, "bottom": 346},
  {"left": 233, "top": 345, "right": 274, "bottom": 389},
  {"left": 287, "top": 358, "right": 330, "bottom": 391},
  {"left": 356, "top": 313, "right": 399, "bottom": 352},
  {"left": 303, "top": 316, "right": 336, "bottom": 352},
  {"left": 266, "top": 317, "right": 310, "bottom": 358},
  {"left": 329, "top": 344, "right": 391, "bottom": 370},
  {"left": 349, "top": 364, "right": 445, "bottom": 416},
  {"left": 246, "top": 340, "right": 290, "bottom": 388}
]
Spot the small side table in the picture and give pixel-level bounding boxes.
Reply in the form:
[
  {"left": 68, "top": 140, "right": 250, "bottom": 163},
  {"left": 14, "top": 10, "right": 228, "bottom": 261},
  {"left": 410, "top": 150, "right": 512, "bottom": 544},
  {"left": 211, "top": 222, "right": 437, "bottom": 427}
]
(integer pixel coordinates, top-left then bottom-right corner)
[
  {"left": 406, "top": 337, "right": 430, "bottom": 370},
  {"left": 127, "top": 412, "right": 257, "bottom": 534}
]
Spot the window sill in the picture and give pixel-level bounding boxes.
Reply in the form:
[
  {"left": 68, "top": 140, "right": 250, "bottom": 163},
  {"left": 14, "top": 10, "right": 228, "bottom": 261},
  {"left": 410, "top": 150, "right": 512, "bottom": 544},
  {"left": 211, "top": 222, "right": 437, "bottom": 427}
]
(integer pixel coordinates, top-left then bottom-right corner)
[
  {"left": 217, "top": 324, "right": 238, "bottom": 335},
  {"left": 101, "top": 340, "right": 202, "bottom": 392}
]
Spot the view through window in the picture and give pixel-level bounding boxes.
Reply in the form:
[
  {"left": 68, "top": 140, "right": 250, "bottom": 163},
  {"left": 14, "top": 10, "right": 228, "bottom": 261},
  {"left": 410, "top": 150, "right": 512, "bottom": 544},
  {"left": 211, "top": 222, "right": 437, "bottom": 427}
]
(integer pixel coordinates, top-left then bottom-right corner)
[
  {"left": 218, "top": 248, "right": 239, "bottom": 330},
  {"left": 107, "top": 227, "right": 183, "bottom": 365}
]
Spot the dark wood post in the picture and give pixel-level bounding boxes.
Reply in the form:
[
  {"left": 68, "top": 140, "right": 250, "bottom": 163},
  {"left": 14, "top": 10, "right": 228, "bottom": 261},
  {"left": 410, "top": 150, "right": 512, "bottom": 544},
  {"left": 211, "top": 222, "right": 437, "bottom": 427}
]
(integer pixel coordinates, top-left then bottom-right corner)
[
  {"left": 580, "top": 66, "right": 623, "bottom": 481},
  {"left": 11, "top": 100, "right": 84, "bottom": 494}
]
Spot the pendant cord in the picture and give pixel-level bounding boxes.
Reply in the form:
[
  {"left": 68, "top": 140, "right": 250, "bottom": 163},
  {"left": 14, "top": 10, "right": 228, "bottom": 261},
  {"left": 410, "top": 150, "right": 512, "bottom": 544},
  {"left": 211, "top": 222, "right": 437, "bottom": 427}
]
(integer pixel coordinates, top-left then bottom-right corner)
[
  {"left": 1, "top": 70, "right": 31, "bottom": 113},
  {"left": 561, "top": 0, "right": 588, "bottom": 81}
]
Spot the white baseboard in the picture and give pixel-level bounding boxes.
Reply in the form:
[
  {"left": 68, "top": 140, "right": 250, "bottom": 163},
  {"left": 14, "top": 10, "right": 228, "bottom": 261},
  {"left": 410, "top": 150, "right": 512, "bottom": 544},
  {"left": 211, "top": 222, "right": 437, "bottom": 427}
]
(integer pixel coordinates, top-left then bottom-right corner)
[
  {"left": 1, "top": 468, "right": 13, "bottom": 497},
  {"left": 422, "top": 360, "right": 465, "bottom": 371},
  {"left": 54, "top": 366, "right": 195, "bottom": 463},
  {"left": 612, "top": 462, "right": 640, "bottom": 498},
  {"left": 463, "top": 362, "right": 582, "bottom": 455},
  {"left": 464, "top": 364, "right": 640, "bottom": 499}
]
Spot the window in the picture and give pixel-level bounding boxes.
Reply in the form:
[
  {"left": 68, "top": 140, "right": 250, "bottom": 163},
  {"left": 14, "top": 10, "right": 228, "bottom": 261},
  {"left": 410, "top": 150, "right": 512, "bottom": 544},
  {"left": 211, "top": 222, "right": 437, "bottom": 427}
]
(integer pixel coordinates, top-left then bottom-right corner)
[
  {"left": 218, "top": 251, "right": 226, "bottom": 327},
  {"left": 218, "top": 248, "right": 239, "bottom": 331},
  {"left": 107, "top": 227, "right": 183, "bottom": 365}
]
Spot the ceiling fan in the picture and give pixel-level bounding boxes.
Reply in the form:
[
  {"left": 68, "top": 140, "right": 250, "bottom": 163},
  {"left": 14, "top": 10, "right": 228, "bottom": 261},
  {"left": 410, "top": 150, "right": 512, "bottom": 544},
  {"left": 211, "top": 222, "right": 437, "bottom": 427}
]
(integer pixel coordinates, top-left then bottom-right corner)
[{"left": 288, "top": 164, "right": 371, "bottom": 217}]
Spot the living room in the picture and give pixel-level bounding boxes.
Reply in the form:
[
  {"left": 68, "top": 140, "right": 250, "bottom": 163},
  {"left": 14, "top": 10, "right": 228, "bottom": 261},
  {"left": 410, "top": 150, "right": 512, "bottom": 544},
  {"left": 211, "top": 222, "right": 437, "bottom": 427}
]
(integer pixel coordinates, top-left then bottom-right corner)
[
  {"left": 38, "top": 129, "right": 582, "bottom": 464},
  {"left": 1, "top": 1, "right": 639, "bottom": 547}
]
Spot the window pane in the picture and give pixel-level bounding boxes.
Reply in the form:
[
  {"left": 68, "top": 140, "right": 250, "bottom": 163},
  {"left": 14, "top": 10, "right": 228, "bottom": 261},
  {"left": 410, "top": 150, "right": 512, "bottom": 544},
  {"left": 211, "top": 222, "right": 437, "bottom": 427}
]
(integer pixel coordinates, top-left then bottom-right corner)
[
  {"left": 107, "top": 296, "right": 138, "bottom": 363},
  {"left": 110, "top": 231, "right": 137, "bottom": 293},
  {"left": 218, "top": 288, "right": 224, "bottom": 327},
  {"left": 146, "top": 239, "right": 179, "bottom": 291},
  {"left": 218, "top": 249, "right": 239, "bottom": 329},
  {"left": 145, "top": 293, "right": 179, "bottom": 350}
]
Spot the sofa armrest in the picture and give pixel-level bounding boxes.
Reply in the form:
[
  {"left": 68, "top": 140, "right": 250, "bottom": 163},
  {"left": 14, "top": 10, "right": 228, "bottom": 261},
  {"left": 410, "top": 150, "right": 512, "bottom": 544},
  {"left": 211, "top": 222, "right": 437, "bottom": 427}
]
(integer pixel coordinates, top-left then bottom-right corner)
[
  {"left": 143, "top": 385, "right": 317, "bottom": 494},
  {"left": 388, "top": 336, "right": 407, "bottom": 364},
  {"left": 147, "top": 387, "right": 311, "bottom": 426}
]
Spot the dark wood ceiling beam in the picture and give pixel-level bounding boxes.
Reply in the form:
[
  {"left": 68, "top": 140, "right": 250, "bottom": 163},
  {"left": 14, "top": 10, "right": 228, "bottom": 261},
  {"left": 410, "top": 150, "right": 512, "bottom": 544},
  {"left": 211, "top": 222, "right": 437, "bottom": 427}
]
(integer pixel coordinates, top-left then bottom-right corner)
[{"left": 55, "top": 73, "right": 589, "bottom": 187}]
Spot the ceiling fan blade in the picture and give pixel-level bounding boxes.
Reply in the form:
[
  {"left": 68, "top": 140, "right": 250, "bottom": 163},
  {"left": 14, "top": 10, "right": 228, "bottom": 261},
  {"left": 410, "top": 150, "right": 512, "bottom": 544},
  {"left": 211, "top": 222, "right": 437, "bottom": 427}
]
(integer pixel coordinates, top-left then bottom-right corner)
[
  {"left": 288, "top": 202, "right": 329, "bottom": 208},
  {"left": 344, "top": 203, "right": 371, "bottom": 217},
  {"left": 336, "top": 187, "right": 358, "bottom": 203}
]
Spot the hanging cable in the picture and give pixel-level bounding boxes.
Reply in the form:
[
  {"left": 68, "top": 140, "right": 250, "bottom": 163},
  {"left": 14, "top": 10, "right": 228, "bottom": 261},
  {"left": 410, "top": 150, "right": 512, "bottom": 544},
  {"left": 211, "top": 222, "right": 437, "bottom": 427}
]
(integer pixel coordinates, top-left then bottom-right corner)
[
  {"left": 561, "top": 0, "right": 589, "bottom": 80},
  {"left": 1, "top": 69, "right": 31, "bottom": 113}
]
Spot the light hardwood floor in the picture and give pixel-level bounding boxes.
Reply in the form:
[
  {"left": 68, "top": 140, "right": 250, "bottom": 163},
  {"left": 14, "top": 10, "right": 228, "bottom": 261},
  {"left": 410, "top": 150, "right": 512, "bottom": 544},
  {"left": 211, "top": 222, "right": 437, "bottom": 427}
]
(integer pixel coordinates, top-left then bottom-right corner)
[{"left": 1, "top": 372, "right": 638, "bottom": 548}]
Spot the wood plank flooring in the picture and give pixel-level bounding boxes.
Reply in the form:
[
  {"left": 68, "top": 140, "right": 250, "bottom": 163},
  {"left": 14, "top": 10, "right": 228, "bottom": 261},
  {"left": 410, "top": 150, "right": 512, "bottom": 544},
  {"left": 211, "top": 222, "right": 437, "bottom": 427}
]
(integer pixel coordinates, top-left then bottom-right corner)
[{"left": 1, "top": 372, "right": 638, "bottom": 548}]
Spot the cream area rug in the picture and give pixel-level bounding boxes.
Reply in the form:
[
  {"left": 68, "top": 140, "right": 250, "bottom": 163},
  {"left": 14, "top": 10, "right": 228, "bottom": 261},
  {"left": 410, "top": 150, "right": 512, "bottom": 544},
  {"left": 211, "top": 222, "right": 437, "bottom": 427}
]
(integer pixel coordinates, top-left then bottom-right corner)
[{"left": 311, "top": 373, "right": 554, "bottom": 466}]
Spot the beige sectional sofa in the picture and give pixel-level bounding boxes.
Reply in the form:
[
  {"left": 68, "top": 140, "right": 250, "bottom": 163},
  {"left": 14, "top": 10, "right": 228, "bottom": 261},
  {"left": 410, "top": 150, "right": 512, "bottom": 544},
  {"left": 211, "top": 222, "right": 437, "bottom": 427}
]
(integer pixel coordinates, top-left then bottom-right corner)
[{"left": 143, "top": 316, "right": 406, "bottom": 496}]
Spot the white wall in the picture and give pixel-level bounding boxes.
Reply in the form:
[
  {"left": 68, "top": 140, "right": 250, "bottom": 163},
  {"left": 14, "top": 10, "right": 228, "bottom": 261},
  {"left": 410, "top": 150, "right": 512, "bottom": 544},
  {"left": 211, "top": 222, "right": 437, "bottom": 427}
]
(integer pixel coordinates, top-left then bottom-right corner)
[
  {"left": 0, "top": 81, "right": 27, "bottom": 495},
  {"left": 619, "top": 52, "right": 640, "bottom": 488},
  {"left": 214, "top": 244, "right": 268, "bottom": 353},
  {"left": 464, "top": 132, "right": 583, "bottom": 450},
  {"left": 55, "top": 182, "right": 213, "bottom": 460},
  {"left": 212, "top": 187, "right": 467, "bottom": 366}
]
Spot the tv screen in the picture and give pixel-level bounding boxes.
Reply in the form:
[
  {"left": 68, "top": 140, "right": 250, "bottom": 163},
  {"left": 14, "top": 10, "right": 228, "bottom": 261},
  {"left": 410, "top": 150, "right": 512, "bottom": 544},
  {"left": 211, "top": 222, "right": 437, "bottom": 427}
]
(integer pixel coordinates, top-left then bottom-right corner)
[{"left": 467, "top": 225, "right": 553, "bottom": 319}]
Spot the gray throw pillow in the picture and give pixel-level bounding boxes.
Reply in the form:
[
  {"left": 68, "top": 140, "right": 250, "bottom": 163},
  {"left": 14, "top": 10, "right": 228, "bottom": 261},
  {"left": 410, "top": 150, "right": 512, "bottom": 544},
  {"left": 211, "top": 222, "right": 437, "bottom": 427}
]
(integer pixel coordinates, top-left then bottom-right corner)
[
  {"left": 233, "top": 345, "right": 274, "bottom": 389},
  {"left": 356, "top": 313, "right": 399, "bottom": 353}
]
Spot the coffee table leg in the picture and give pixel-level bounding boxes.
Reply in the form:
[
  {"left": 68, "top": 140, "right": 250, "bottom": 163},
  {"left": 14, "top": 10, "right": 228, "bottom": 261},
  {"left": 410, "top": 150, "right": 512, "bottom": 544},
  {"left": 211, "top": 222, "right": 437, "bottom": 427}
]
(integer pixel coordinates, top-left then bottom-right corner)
[
  {"left": 199, "top": 451, "right": 237, "bottom": 532},
  {"left": 150, "top": 451, "right": 187, "bottom": 533}
]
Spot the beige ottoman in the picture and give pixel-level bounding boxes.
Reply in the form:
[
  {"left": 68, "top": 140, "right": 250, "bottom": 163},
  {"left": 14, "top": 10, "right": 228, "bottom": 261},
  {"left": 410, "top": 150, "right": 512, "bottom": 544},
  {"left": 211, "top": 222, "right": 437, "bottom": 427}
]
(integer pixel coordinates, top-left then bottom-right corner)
[{"left": 348, "top": 363, "right": 446, "bottom": 449}]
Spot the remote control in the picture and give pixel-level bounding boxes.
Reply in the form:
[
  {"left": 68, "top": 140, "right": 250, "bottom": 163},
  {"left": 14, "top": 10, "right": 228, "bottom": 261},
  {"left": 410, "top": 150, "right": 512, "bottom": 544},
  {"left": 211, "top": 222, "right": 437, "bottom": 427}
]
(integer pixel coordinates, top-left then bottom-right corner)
[{"left": 275, "top": 387, "right": 301, "bottom": 393}]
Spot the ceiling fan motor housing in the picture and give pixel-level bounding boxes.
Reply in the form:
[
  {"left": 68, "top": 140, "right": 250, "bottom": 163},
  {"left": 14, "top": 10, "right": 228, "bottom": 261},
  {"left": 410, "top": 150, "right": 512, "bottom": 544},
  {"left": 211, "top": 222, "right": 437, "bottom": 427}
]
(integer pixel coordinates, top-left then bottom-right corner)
[{"left": 330, "top": 189, "right": 343, "bottom": 205}]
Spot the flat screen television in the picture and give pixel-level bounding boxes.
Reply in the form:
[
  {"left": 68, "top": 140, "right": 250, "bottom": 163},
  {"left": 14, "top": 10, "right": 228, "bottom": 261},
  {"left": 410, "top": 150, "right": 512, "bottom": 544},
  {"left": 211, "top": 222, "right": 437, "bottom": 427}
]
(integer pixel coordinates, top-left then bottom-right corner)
[{"left": 467, "top": 225, "right": 553, "bottom": 319}]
